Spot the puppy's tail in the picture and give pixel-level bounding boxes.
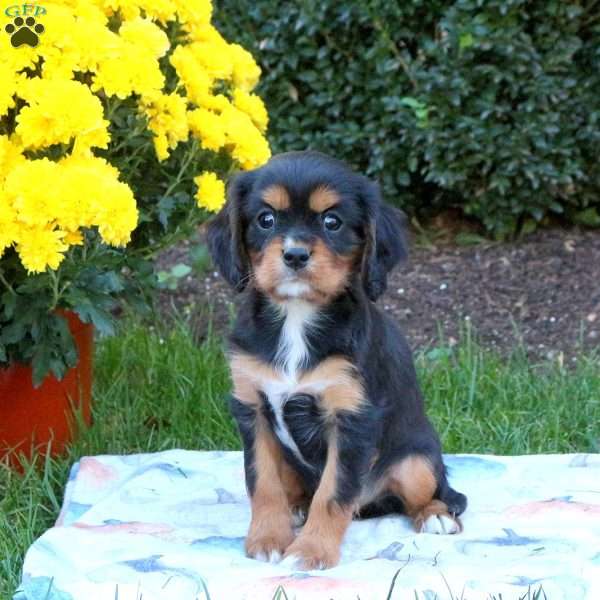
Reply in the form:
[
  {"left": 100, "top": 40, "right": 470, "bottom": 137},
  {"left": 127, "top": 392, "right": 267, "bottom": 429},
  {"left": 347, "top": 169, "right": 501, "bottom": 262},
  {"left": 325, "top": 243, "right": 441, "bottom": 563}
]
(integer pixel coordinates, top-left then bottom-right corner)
[{"left": 440, "top": 486, "right": 467, "bottom": 517}]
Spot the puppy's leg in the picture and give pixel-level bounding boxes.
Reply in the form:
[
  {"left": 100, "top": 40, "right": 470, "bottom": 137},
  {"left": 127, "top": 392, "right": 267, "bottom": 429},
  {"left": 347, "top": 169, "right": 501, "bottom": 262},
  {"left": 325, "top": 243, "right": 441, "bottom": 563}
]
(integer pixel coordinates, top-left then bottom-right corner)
[
  {"left": 386, "top": 454, "right": 465, "bottom": 534},
  {"left": 231, "top": 397, "right": 302, "bottom": 562},
  {"left": 282, "top": 412, "right": 373, "bottom": 570},
  {"left": 282, "top": 432, "right": 353, "bottom": 569},
  {"left": 280, "top": 458, "right": 310, "bottom": 527}
]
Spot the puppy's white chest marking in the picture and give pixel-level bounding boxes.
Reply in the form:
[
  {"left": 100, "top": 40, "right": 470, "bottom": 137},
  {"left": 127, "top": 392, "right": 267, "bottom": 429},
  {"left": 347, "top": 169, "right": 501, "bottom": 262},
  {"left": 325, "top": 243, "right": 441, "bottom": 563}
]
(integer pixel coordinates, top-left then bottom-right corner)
[
  {"left": 275, "top": 300, "right": 315, "bottom": 376},
  {"left": 265, "top": 301, "right": 317, "bottom": 465}
]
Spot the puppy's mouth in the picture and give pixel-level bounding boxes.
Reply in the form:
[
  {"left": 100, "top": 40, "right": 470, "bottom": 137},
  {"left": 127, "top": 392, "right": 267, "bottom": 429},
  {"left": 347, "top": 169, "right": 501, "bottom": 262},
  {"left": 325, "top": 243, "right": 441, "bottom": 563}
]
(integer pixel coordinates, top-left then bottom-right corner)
[{"left": 275, "top": 272, "right": 313, "bottom": 300}]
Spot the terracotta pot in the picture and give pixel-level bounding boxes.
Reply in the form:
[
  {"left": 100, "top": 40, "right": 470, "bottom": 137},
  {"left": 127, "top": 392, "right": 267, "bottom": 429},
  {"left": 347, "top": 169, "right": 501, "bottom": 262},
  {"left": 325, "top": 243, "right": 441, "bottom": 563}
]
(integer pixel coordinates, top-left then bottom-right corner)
[{"left": 0, "top": 311, "right": 93, "bottom": 466}]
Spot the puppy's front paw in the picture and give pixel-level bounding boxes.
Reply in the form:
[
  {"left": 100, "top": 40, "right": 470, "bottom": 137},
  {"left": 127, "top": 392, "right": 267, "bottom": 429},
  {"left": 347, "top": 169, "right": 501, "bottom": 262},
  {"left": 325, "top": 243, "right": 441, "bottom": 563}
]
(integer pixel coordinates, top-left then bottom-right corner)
[
  {"left": 281, "top": 534, "right": 340, "bottom": 570},
  {"left": 246, "top": 522, "right": 295, "bottom": 563}
]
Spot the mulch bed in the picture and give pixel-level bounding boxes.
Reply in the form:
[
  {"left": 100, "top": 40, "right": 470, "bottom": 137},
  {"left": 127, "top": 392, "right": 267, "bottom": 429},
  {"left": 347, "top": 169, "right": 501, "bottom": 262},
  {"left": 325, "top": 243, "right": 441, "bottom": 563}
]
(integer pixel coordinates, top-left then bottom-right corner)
[{"left": 157, "top": 228, "right": 600, "bottom": 362}]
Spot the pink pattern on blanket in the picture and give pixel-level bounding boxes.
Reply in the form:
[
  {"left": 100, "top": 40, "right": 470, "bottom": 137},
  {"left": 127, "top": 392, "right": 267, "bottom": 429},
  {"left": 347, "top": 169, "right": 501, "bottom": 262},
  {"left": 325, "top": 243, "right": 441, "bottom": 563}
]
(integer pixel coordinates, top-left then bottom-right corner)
[
  {"left": 77, "top": 457, "right": 118, "bottom": 488},
  {"left": 235, "top": 575, "right": 374, "bottom": 598},
  {"left": 73, "top": 521, "right": 175, "bottom": 536},
  {"left": 505, "top": 498, "right": 600, "bottom": 517}
]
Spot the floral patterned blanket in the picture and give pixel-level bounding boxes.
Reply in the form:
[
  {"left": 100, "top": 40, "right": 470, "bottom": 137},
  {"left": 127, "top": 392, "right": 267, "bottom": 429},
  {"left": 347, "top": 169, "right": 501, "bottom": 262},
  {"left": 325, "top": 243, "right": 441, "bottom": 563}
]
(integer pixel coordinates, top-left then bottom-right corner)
[{"left": 16, "top": 450, "right": 600, "bottom": 599}]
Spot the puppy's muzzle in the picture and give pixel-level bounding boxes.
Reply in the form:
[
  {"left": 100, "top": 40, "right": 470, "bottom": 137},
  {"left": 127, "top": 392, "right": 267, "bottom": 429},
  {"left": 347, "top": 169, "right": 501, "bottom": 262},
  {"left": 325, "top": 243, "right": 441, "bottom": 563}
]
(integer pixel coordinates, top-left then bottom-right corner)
[{"left": 282, "top": 247, "right": 311, "bottom": 271}]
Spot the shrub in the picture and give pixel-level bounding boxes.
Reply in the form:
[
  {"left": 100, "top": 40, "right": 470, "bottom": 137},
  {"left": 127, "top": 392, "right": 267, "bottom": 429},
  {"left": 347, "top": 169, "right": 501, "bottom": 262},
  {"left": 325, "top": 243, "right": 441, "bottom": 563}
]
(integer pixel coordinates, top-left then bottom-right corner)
[
  {"left": 0, "top": 0, "right": 270, "bottom": 384},
  {"left": 215, "top": 0, "right": 600, "bottom": 237}
]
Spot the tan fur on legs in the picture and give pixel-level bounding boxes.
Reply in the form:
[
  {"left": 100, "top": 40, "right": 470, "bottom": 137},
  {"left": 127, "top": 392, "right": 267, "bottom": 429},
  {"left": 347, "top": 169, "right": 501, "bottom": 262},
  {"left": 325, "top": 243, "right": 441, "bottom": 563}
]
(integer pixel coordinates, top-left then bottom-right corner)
[
  {"left": 386, "top": 455, "right": 461, "bottom": 534},
  {"left": 386, "top": 455, "right": 437, "bottom": 514},
  {"left": 280, "top": 458, "right": 309, "bottom": 512},
  {"left": 283, "top": 435, "right": 354, "bottom": 569},
  {"left": 245, "top": 418, "right": 295, "bottom": 560}
]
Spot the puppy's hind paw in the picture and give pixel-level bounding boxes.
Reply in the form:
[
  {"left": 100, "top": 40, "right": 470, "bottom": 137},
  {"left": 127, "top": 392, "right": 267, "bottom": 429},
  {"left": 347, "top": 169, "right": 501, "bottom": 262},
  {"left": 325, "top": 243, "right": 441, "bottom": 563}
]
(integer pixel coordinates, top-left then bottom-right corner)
[
  {"left": 421, "top": 513, "right": 461, "bottom": 535},
  {"left": 415, "top": 499, "right": 463, "bottom": 535}
]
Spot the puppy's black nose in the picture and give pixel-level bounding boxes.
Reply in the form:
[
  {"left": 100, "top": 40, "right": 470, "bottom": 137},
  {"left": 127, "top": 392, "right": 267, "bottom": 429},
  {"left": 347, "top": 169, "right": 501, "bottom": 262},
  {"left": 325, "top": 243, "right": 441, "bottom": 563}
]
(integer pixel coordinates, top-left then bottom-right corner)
[{"left": 283, "top": 247, "right": 310, "bottom": 270}]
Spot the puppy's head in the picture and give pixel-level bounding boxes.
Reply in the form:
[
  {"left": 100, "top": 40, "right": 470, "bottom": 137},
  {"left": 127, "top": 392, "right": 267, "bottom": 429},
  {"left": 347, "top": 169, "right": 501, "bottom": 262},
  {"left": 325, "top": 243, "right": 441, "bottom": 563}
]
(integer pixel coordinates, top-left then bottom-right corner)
[{"left": 207, "top": 151, "right": 407, "bottom": 304}]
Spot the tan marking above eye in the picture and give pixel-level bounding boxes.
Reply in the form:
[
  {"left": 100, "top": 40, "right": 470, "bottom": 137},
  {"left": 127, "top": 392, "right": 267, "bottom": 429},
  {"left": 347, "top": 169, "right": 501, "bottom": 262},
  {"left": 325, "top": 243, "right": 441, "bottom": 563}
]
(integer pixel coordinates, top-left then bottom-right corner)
[
  {"left": 309, "top": 186, "right": 340, "bottom": 213},
  {"left": 262, "top": 184, "right": 290, "bottom": 211}
]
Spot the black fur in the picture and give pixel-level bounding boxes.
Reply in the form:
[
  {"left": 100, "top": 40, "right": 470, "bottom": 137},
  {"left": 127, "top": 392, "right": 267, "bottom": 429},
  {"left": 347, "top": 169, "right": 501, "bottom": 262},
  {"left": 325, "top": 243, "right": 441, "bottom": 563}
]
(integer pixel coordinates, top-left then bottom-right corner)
[{"left": 208, "top": 151, "right": 466, "bottom": 529}]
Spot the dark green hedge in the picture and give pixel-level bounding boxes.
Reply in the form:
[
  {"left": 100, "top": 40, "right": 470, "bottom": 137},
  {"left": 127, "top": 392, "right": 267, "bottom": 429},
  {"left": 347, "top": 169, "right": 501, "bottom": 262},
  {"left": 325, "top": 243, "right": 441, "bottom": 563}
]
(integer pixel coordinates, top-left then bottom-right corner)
[{"left": 215, "top": 0, "right": 600, "bottom": 237}]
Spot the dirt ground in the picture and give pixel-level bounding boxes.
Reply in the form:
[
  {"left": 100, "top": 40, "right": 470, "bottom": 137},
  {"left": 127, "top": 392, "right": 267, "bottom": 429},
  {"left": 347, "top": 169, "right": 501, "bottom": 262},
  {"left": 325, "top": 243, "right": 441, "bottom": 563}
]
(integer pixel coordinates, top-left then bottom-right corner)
[{"left": 157, "top": 227, "right": 600, "bottom": 362}]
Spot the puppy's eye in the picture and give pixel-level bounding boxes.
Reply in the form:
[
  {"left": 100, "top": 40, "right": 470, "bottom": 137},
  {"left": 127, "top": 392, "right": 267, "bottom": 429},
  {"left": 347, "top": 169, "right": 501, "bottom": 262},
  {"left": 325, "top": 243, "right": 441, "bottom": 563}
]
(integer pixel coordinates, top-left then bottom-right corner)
[
  {"left": 323, "top": 213, "right": 342, "bottom": 232},
  {"left": 257, "top": 210, "right": 275, "bottom": 230}
]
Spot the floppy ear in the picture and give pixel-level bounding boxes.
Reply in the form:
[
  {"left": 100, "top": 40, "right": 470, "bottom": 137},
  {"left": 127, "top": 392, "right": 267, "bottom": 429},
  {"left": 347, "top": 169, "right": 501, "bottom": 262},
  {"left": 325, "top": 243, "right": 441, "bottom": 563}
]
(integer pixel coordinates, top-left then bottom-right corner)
[
  {"left": 360, "top": 180, "right": 408, "bottom": 301},
  {"left": 206, "top": 170, "right": 257, "bottom": 292}
]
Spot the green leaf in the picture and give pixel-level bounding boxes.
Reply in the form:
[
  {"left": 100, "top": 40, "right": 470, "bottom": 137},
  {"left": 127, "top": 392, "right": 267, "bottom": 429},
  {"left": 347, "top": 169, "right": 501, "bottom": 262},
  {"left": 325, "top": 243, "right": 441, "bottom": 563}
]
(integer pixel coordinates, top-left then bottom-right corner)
[
  {"left": 459, "top": 32, "right": 474, "bottom": 50},
  {"left": 520, "top": 219, "right": 538, "bottom": 235},
  {"left": 425, "top": 347, "right": 453, "bottom": 361},
  {"left": 399, "top": 97, "right": 424, "bottom": 110},
  {"left": 31, "top": 344, "right": 52, "bottom": 388},
  {"left": 52, "top": 313, "right": 78, "bottom": 368},
  {"left": 454, "top": 232, "right": 489, "bottom": 246},
  {"left": 73, "top": 304, "right": 114, "bottom": 336},
  {"left": 171, "top": 263, "right": 192, "bottom": 278},
  {"left": 1, "top": 290, "right": 17, "bottom": 320},
  {"left": 0, "top": 321, "right": 26, "bottom": 345},
  {"left": 574, "top": 208, "right": 600, "bottom": 227}
]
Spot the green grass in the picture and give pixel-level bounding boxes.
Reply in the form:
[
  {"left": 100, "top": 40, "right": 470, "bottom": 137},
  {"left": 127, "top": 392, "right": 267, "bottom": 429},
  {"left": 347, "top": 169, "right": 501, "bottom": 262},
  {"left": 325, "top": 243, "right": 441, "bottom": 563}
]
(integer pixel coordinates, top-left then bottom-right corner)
[{"left": 1, "top": 317, "right": 599, "bottom": 598}]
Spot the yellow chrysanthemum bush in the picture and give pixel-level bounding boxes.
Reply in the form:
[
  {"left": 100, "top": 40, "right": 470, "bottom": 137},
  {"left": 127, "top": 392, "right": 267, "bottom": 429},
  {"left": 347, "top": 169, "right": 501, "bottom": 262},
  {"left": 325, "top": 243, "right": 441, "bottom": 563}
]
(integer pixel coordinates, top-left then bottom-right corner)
[{"left": 0, "top": 0, "right": 270, "bottom": 384}]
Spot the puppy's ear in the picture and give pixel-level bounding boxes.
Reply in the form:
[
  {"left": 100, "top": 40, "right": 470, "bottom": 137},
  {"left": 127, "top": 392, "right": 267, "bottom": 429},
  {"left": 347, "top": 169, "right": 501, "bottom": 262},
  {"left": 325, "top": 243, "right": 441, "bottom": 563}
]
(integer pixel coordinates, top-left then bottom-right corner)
[
  {"left": 206, "top": 170, "right": 257, "bottom": 292},
  {"left": 360, "top": 179, "right": 408, "bottom": 301}
]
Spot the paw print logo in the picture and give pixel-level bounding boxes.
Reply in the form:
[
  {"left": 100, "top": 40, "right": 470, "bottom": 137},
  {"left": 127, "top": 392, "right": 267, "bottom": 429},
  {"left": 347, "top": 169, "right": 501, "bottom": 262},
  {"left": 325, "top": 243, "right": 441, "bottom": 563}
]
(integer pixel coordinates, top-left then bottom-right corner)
[{"left": 5, "top": 16, "right": 45, "bottom": 48}]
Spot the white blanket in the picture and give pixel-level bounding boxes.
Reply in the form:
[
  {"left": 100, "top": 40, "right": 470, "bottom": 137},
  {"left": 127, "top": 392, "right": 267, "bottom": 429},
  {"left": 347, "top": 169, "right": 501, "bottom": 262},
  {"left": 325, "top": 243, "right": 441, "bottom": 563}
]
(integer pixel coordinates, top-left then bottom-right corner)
[{"left": 15, "top": 451, "right": 600, "bottom": 599}]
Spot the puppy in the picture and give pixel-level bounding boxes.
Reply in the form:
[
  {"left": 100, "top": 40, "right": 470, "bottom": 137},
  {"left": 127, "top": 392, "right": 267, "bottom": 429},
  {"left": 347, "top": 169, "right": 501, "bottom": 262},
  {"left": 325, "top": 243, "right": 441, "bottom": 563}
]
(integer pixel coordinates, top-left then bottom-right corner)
[{"left": 207, "top": 151, "right": 466, "bottom": 570}]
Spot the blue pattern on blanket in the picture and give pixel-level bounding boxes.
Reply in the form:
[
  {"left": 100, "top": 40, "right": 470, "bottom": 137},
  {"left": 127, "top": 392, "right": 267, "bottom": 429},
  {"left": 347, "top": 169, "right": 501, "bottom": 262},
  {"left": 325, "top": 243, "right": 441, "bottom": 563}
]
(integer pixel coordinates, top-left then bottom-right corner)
[{"left": 16, "top": 451, "right": 600, "bottom": 600}]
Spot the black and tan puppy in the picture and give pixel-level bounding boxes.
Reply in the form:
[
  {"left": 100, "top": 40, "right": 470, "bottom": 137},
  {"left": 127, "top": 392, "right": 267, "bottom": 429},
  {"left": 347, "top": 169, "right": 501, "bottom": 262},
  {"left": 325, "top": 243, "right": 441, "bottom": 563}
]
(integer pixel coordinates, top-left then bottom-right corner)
[{"left": 207, "top": 151, "right": 466, "bottom": 570}]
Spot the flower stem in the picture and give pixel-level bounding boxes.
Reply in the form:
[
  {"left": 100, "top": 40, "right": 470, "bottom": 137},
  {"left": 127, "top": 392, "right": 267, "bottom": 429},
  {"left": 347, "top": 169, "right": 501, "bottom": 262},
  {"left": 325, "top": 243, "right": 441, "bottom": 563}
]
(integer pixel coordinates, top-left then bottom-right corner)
[{"left": 0, "top": 270, "right": 15, "bottom": 295}]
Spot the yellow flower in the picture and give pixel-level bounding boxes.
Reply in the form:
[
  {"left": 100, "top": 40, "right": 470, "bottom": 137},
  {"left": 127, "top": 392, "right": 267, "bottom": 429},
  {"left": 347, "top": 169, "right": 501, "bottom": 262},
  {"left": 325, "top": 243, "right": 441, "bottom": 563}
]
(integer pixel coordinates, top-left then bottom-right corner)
[
  {"left": 220, "top": 105, "right": 271, "bottom": 170},
  {"left": 16, "top": 79, "right": 110, "bottom": 150},
  {"left": 0, "top": 63, "right": 20, "bottom": 117},
  {"left": 4, "top": 158, "right": 63, "bottom": 228},
  {"left": 15, "top": 226, "right": 69, "bottom": 273},
  {"left": 170, "top": 44, "right": 213, "bottom": 106},
  {"left": 0, "top": 136, "right": 25, "bottom": 182},
  {"left": 103, "top": 0, "right": 178, "bottom": 23},
  {"left": 229, "top": 44, "right": 261, "bottom": 91},
  {"left": 233, "top": 89, "right": 269, "bottom": 133},
  {"left": 0, "top": 0, "right": 270, "bottom": 273},
  {"left": 174, "top": 0, "right": 212, "bottom": 30},
  {"left": 119, "top": 17, "right": 170, "bottom": 58},
  {"left": 195, "top": 171, "right": 226, "bottom": 212},
  {"left": 93, "top": 41, "right": 164, "bottom": 99},
  {"left": 58, "top": 154, "right": 138, "bottom": 245},
  {"left": 201, "top": 93, "right": 230, "bottom": 112},
  {"left": 0, "top": 194, "right": 19, "bottom": 255},
  {"left": 142, "top": 92, "right": 189, "bottom": 160},
  {"left": 188, "top": 41, "right": 233, "bottom": 80},
  {"left": 188, "top": 108, "right": 227, "bottom": 151},
  {"left": 64, "top": 230, "right": 84, "bottom": 246}
]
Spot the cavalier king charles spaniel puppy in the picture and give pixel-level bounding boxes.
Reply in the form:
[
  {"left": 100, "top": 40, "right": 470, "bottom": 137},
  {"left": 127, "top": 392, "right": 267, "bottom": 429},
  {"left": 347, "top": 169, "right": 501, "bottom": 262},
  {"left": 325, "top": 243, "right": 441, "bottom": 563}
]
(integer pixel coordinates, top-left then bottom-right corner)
[{"left": 207, "top": 151, "right": 466, "bottom": 570}]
